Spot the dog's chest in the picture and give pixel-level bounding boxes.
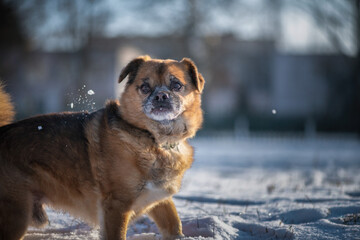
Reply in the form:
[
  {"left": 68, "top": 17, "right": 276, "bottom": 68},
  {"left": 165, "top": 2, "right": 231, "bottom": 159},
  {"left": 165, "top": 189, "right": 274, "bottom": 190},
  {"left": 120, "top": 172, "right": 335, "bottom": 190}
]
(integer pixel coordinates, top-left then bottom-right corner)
[
  {"left": 130, "top": 143, "right": 191, "bottom": 212},
  {"left": 131, "top": 182, "right": 170, "bottom": 212}
]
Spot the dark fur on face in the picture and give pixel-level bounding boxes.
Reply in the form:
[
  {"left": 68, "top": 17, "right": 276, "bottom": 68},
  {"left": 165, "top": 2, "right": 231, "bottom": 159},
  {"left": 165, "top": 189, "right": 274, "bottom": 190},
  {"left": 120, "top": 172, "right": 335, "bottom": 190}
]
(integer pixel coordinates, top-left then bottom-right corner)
[
  {"left": 142, "top": 85, "right": 183, "bottom": 123},
  {"left": 0, "top": 56, "right": 205, "bottom": 240}
]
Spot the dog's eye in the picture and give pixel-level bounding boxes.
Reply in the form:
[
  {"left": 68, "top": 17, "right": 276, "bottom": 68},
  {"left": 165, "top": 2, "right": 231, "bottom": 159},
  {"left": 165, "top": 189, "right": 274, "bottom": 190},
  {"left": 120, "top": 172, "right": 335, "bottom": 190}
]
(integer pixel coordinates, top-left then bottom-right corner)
[
  {"left": 140, "top": 83, "right": 151, "bottom": 94},
  {"left": 170, "top": 81, "right": 182, "bottom": 92}
]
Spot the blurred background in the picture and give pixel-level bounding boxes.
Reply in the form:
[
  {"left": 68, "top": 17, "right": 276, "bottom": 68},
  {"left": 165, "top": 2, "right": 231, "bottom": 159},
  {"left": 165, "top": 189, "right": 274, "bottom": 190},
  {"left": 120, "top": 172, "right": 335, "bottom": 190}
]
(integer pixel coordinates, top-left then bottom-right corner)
[{"left": 1, "top": 0, "right": 359, "bottom": 137}]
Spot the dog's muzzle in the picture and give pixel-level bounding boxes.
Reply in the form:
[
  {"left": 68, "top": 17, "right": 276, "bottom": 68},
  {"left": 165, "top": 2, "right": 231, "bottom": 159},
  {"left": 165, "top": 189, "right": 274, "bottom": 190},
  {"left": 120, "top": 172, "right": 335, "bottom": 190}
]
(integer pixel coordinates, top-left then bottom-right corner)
[{"left": 143, "top": 87, "right": 182, "bottom": 122}]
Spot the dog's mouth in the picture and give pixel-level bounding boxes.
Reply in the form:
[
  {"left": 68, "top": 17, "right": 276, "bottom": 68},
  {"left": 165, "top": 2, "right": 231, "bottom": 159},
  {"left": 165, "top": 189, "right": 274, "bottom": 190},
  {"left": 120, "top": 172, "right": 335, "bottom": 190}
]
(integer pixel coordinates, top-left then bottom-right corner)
[
  {"left": 151, "top": 106, "right": 172, "bottom": 114},
  {"left": 144, "top": 100, "right": 182, "bottom": 122},
  {"left": 150, "top": 101, "right": 172, "bottom": 113},
  {"left": 145, "top": 105, "right": 182, "bottom": 122},
  {"left": 142, "top": 87, "right": 183, "bottom": 123}
]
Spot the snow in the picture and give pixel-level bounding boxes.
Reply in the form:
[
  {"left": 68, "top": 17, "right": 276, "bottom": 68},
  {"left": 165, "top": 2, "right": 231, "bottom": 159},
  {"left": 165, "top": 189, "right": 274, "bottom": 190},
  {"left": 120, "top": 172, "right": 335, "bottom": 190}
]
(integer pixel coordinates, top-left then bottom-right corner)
[
  {"left": 87, "top": 90, "right": 95, "bottom": 95},
  {"left": 25, "top": 135, "right": 360, "bottom": 239},
  {"left": 66, "top": 86, "right": 97, "bottom": 111}
]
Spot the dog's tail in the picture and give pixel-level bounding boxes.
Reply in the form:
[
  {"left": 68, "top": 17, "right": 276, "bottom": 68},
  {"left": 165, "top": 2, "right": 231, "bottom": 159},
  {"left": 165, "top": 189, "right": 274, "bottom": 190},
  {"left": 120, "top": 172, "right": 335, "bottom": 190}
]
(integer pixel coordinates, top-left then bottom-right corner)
[{"left": 0, "top": 82, "right": 15, "bottom": 127}]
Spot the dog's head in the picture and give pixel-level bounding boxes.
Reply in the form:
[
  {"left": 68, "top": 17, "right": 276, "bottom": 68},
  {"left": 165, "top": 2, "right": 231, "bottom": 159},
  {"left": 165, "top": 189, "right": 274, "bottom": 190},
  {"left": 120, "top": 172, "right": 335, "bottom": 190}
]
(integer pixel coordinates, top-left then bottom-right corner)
[{"left": 118, "top": 56, "right": 204, "bottom": 143}]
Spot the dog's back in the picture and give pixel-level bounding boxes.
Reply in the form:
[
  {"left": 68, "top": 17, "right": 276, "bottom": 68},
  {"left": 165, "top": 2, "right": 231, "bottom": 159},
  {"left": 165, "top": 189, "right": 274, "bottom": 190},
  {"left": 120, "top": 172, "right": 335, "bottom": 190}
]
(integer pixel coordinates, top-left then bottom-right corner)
[
  {"left": 0, "top": 87, "right": 99, "bottom": 239},
  {"left": 0, "top": 83, "right": 15, "bottom": 127}
]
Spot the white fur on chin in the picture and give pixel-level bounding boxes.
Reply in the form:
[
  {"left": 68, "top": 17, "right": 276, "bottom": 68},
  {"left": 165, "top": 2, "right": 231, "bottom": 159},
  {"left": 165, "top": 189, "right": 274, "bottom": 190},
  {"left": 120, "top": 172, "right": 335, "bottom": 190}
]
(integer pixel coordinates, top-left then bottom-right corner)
[{"left": 146, "top": 110, "right": 179, "bottom": 122}]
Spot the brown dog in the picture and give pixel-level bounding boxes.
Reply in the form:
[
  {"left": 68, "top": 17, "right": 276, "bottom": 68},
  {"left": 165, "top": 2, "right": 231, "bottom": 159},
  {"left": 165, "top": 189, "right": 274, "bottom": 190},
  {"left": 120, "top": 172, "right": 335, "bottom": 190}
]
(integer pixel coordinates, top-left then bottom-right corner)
[{"left": 0, "top": 56, "right": 204, "bottom": 240}]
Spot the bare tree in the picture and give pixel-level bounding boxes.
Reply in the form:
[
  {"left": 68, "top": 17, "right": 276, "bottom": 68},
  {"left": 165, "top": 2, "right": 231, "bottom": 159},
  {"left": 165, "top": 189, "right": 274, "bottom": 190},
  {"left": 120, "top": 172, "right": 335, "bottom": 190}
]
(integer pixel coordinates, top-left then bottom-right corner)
[
  {"left": 12, "top": 0, "right": 108, "bottom": 50},
  {"left": 292, "top": 0, "right": 360, "bottom": 134},
  {"left": 12, "top": 0, "right": 107, "bottom": 86}
]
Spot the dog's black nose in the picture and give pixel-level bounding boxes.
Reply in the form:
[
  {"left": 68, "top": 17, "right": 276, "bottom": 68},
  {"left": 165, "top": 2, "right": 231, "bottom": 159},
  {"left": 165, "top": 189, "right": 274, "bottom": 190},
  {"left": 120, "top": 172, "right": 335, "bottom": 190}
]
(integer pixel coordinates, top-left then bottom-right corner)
[{"left": 155, "top": 91, "right": 169, "bottom": 101}]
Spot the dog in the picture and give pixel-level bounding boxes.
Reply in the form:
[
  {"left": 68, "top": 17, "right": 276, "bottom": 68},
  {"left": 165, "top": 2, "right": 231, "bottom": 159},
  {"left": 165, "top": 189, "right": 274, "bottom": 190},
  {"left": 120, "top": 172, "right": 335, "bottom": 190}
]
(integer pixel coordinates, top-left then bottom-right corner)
[{"left": 0, "top": 55, "right": 205, "bottom": 240}]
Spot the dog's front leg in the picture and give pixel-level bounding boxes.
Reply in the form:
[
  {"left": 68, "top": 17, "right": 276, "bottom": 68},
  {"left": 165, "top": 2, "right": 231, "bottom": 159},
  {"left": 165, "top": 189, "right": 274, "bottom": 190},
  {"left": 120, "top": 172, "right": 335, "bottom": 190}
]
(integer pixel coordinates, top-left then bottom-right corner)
[
  {"left": 101, "top": 197, "right": 132, "bottom": 240},
  {"left": 148, "top": 198, "right": 183, "bottom": 240}
]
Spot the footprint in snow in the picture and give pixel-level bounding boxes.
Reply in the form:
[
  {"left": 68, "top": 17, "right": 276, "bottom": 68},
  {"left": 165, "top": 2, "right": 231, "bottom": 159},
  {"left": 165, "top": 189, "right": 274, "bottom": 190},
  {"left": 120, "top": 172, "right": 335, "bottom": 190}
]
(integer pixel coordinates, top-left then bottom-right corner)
[{"left": 279, "top": 208, "right": 328, "bottom": 224}]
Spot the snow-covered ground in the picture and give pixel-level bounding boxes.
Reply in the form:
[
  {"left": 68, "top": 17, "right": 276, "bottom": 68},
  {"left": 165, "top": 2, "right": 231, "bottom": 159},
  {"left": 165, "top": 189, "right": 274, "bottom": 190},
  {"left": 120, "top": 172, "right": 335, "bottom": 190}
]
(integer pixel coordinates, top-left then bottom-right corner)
[{"left": 25, "top": 135, "right": 360, "bottom": 240}]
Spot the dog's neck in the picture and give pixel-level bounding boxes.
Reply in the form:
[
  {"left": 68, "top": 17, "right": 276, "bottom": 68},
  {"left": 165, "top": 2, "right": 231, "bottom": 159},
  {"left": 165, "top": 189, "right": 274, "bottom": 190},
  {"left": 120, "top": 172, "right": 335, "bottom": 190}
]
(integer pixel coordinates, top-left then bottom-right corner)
[
  {"left": 122, "top": 118, "right": 184, "bottom": 150},
  {"left": 149, "top": 116, "right": 191, "bottom": 145},
  {"left": 107, "top": 101, "right": 186, "bottom": 147},
  {"left": 160, "top": 142, "right": 180, "bottom": 151}
]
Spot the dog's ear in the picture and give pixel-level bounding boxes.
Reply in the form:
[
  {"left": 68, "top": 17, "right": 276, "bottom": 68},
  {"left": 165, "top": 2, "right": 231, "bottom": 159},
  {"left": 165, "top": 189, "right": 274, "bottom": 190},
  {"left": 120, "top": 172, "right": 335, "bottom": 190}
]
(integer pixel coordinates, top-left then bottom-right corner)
[
  {"left": 180, "top": 58, "right": 205, "bottom": 93},
  {"left": 118, "top": 55, "right": 151, "bottom": 84}
]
